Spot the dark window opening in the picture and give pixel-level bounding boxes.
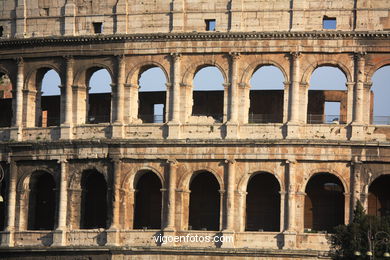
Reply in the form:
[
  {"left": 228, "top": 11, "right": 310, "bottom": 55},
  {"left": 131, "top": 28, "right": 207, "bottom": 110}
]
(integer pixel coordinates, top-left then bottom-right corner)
[
  {"left": 93, "top": 22, "right": 103, "bottom": 34},
  {"left": 0, "top": 73, "right": 12, "bottom": 127},
  {"left": 138, "top": 67, "right": 167, "bottom": 124},
  {"left": 192, "top": 66, "right": 224, "bottom": 123},
  {"left": 0, "top": 26, "right": 3, "bottom": 37},
  {"left": 0, "top": 167, "right": 7, "bottom": 231},
  {"left": 87, "top": 68, "right": 111, "bottom": 124},
  {"left": 368, "top": 175, "right": 390, "bottom": 217},
  {"left": 323, "top": 16, "right": 336, "bottom": 29},
  {"left": 43, "top": 8, "right": 49, "bottom": 16},
  {"left": 28, "top": 171, "right": 56, "bottom": 230},
  {"left": 189, "top": 172, "right": 220, "bottom": 231},
  {"left": 39, "top": 69, "right": 61, "bottom": 127},
  {"left": 205, "top": 19, "right": 216, "bottom": 31},
  {"left": 133, "top": 172, "right": 162, "bottom": 229},
  {"left": 246, "top": 172, "right": 280, "bottom": 232},
  {"left": 304, "top": 173, "right": 344, "bottom": 233},
  {"left": 80, "top": 170, "right": 107, "bottom": 229}
]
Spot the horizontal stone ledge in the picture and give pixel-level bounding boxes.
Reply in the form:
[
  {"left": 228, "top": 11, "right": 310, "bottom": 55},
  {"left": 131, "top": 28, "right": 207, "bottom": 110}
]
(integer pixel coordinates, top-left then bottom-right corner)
[{"left": 0, "top": 31, "right": 389, "bottom": 48}]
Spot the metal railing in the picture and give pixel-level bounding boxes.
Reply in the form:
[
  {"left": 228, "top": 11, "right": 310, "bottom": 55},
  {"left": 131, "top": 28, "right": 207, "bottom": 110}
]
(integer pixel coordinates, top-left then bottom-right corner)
[
  {"left": 307, "top": 114, "right": 347, "bottom": 124},
  {"left": 248, "top": 114, "right": 282, "bottom": 124},
  {"left": 191, "top": 114, "right": 223, "bottom": 123},
  {"left": 139, "top": 114, "right": 165, "bottom": 124},
  {"left": 372, "top": 116, "right": 390, "bottom": 125}
]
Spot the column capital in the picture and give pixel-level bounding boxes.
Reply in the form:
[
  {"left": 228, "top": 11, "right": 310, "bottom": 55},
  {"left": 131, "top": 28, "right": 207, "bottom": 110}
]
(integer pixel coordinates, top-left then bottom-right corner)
[
  {"left": 238, "top": 82, "right": 248, "bottom": 89},
  {"left": 223, "top": 82, "right": 231, "bottom": 89},
  {"left": 57, "top": 158, "right": 68, "bottom": 164},
  {"left": 15, "top": 57, "right": 24, "bottom": 66},
  {"left": 229, "top": 52, "right": 240, "bottom": 61},
  {"left": 125, "top": 83, "right": 139, "bottom": 89},
  {"left": 167, "top": 159, "right": 179, "bottom": 167},
  {"left": 224, "top": 159, "right": 236, "bottom": 165},
  {"left": 165, "top": 83, "right": 173, "bottom": 89},
  {"left": 363, "top": 81, "right": 373, "bottom": 89},
  {"left": 111, "top": 157, "right": 122, "bottom": 164},
  {"left": 170, "top": 53, "right": 182, "bottom": 62},
  {"left": 63, "top": 55, "right": 74, "bottom": 64},
  {"left": 288, "top": 51, "right": 301, "bottom": 61},
  {"left": 354, "top": 51, "right": 367, "bottom": 61}
]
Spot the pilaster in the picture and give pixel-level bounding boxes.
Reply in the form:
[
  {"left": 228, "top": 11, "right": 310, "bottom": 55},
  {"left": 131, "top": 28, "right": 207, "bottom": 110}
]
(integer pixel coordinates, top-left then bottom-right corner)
[{"left": 53, "top": 159, "right": 69, "bottom": 246}]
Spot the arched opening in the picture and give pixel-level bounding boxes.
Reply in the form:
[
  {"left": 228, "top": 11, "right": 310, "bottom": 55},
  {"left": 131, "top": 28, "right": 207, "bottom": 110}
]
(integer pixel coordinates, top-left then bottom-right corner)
[
  {"left": 0, "top": 72, "right": 12, "bottom": 127},
  {"left": 192, "top": 66, "right": 225, "bottom": 123},
  {"left": 80, "top": 170, "right": 107, "bottom": 229},
  {"left": 189, "top": 171, "right": 220, "bottom": 231},
  {"left": 245, "top": 172, "right": 280, "bottom": 231},
  {"left": 138, "top": 67, "right": 167, "bottom": 123},
  {"left": 0, "top": 165, "right": 7, "bottom": 231},
  {"left": 87, "top": 68, "right": 112, "bottom": 124},
  {"left": 304, "top": 173, "right": 344, "bottom": 233},
  {"left": 371, "top": 66, "right": 390, "bottom": 125},
  {"left": 307, "top": 66, "right": 347, "bottom": 124},
  {"left": 27, "top": 171, "right": 56, "bottom": 230},
  {"left": 41, "top": 69, "right": 61, "bottom": 127},
  {"left": 133, "top": 171, "right": 162, "bottom": 229},
  {"left": 249, "top": 65, "right": 284, "bottom": 123},
  {"left": 368, "top": 175, "right": 390, "bottom": 217}
]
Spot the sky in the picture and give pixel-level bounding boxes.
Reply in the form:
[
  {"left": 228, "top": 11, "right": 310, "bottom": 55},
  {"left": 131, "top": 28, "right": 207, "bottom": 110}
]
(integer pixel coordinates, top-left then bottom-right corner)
[{"left": 41, "top": 65, "right": 390, "bottom": 118}]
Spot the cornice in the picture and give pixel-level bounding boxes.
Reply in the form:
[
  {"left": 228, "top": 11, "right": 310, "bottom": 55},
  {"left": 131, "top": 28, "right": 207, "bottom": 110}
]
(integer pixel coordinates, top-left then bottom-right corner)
[{"left": 0, "top": 31, "right": 389, "bottom": 48}]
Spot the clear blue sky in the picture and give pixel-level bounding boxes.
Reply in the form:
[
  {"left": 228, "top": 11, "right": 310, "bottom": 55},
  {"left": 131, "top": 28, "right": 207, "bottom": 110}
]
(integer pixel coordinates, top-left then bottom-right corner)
[{"left": 41, "top": 65, "right": 390, "bottom": 117}]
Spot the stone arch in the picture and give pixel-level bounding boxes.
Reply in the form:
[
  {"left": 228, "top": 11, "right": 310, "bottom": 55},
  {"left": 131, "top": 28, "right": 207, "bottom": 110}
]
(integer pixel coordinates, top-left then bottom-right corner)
[
  {"left": 366, "top": 59, "right": 390, "bottom": 84},
  {"left": 301, "top": 168, "right": 348, "bottom": 194},
  {"left": 126, "top": 61, "right": 170, "bottom": 86},
  {"left": 240, "top": 60, "right": 289, "bottom": 85},
  {"left": 17, "top": 167, "right": 56, "bottom": 192},
  {"left": 367, "top": 172, "right": 390, "bottom": 217},
  {"left": 301, "top": 60, "right": 352, "bottom": 86},
  {"left": 237, "top": 168, "right": 284, "bottom": 192},
  {"left": 25, "top": 64, "right": 63, "bottom": 91},
  {"left": 73, "top": 63, "right": 114, "bottom": 87},
  {"left": 182, "top": 60, "right": 228, "bottom": 86},
  {"left": 68, "top": 163, "right": 109, "bottom": 190},
  {"left": 178, "top": 165, "right": 224, "bottom": 192},
  {"left": 121, "top": 165, "right": 165, "bottom": 191}
]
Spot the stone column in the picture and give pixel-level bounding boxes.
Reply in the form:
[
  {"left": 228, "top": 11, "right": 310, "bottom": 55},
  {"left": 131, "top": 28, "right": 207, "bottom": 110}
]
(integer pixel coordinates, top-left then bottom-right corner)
[
  {"left": 229, "top": 53, "right": 240, "bottom": 123},
  {"left": 224, "top": 159, "right": 236, "bottom": 231},
  {"left": 351, "top": 159, "right": 362, "bottom": 215},
  {"left": 107, "top": 158, "right": 122, "bottom": 246},
  {"left": 53, "top": 159, "right": 68, "bottom": 246},
  {"left": 126, "top": 84, "right": 140, "bottom": 123},
  {"left": 353, "top": 53, "right": 366, "bottom": 124},
  {"left": 285, "top": 160, "right": 296, "bottom": 232},
  {"left": 170, "top": 53, "right": 181, "bottom": 123},
  {"left": 238, "top": 191, "right": 247, "bottom": 232},
  {"left": 288, "top": 52, "right": 301, "bottom": 124},
  {"left": 64, "top": 0, "right": 76, "bottom": 36},
  {"left": 4, "top": 160, "right": 17, "bottom": 246},
  {"left": 64, "top": 57, "right": 74, "bottom": 125},
  {"left": 15, "top": 0, "right": 26, "bottom": 38},
  {"left": 282, "top": 81, "right": 291, "bottom": 123},
  {"left": 280, "top": 191, "right": 286, "bottom": 232},
  {"left": 345, "top": 81, "right": 355, "bottom": 124},
  {"left": 11, "top": 58, "right": 24, "bottom": 141},
  {"left": 115, "top": 56, "right": 125, "bottom": 124},
  {"left": 165, "top": 159, "right": 178, "bottom": 231}
]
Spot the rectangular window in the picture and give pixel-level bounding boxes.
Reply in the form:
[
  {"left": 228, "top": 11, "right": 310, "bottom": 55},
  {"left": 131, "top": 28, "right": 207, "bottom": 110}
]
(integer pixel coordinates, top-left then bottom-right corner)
[
  {"left": 205, "top": 19, "right": 216, "bottom": 31},
  {"left": 153, "top": 104, "right": 164, "bottom": 123},
  {"left": 43, "top": 8, "right": 49, "bottom": 16},
  {"left": 323, "top": 16, "right": 336, "bottom": 29},
  {"left": 325, "top": 101, "right": 341, "bottom": 123},
  {"left": 93, "top": 22, "right": 103, "bottom": 34},
  {"left": 0, "top": 26, "right": 3, "bottom": 37}
]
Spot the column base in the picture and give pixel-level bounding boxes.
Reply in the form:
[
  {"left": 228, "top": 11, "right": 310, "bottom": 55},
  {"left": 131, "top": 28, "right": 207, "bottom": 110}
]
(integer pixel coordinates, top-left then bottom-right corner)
[
  {"left": 220, "top": 231, "right": 235, "bottom": 248},
  {"left": 111, "top": 123, "right": 124, "bottom": 139},
  {"left": 350, "top": 124, "right": 365, "bottom": 141},
  {"left": 106, "top": 228, "right": 120, "bottom": 247},
  {"left": 282, "top": 231, "right": 297, "bottom": 249},
  {"left": 167, "top": 122, "right": 181, "bottom": 139},
  {"left": 159, "top": 230, "right": 176, "bottom": 246},
  {"left": 225, "top": 122, "right": 239, "bottom": 139},
  {"left": 60, "top": 125, "right": 73, "bottom": 140},
  {"left": 52, "top": 229, "right": 67, "bottom": 246},
  {"left": 0, "top": 231, "right": 14, "bottom": 247},
  {"left": 286, "top": 123, "right": 300, "bottom": 139},
  {"left": 10, "top": 127, "right": 22, "bottom": 142}
]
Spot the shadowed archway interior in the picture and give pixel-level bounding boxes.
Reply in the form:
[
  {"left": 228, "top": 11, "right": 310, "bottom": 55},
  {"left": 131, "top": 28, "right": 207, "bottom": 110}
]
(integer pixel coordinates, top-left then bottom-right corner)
[
  {"left": 304, "top": 172, "right": 344, "bottom": 233},
  {"left": 368, "top": 175, "right": 390, "bottom": 217},
  {"left": 189, "top": 171, "right": 220, "bottom": 231},
  {"left": 245, "top": 172, "right": 280, "bottom": 231},
  {"left": 133, "top": 171, "right": 162, "bottom": 229},
  {"left": 27, "top": 171, "right": 56, "bottom": 230},
  {"left": 80, "top": 170, "right": 107, "bottom": 229}
]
